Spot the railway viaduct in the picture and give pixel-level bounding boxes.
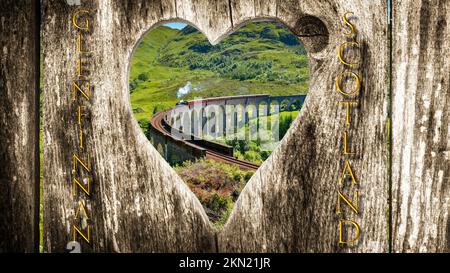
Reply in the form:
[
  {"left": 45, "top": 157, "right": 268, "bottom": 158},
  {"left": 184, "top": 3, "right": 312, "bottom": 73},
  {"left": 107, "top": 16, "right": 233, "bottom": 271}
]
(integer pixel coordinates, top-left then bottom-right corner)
[{"left": 150, "top": 94, "right": 306, "bottom": 165}]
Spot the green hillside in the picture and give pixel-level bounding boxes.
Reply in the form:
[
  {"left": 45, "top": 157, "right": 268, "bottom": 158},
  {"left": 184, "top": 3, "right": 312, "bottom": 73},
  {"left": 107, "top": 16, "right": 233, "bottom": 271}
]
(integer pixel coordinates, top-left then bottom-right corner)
[
  {"left": 130, "top": 26, "right": 179, "bottom": 77},
  {"left": 129, "top": 21, "right": 309, "bottom": 132}
]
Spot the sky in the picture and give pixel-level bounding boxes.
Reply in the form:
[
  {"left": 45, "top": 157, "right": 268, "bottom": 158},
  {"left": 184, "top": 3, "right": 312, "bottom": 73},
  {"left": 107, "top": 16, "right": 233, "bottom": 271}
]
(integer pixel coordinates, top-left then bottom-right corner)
[{"left": 163, "top": 22, "right": 187, "bottom": 30}]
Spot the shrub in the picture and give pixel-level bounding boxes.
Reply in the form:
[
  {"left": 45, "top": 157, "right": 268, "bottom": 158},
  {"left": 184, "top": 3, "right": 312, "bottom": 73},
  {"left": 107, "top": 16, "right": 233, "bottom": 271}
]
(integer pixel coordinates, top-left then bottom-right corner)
[
  {"left": 129, "top": 80, "right": 138, "bottom": 93},
  {"left": 260, "top": 150, "right": 271, "bottom": 161},
  {"left": 138, "top": 119, "right": 149, "bottom": 136},
  {"left": 279, "top": 32, "right": 299, "bottom": 46},
  {"left": 209, "top": 192, "right": 229, "bottom": 213},
  {"left": 188, "top": 41, "right": 214, "bottom": 53},
  {"left": 137, "top": 72, "right": 150, "bottom": 81},
  {"left": 260, "top": 26, "right": 277, "bottom": 40},
  {"left": 244, "top": 150, "right": 262, "bottom": 162},
  {"left": 244, "top": 171, "right": 254, "bottom": 181},
  {"left": 181, "top": 25, "right": 198, "bottom": 35},
  {"left": 174, "top": 158, "right": 254, "bottom": 226}
]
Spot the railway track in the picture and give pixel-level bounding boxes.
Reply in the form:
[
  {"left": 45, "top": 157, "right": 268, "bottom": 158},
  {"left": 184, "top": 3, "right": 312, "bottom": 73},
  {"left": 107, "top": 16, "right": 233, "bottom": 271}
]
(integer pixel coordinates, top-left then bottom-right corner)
[
  {"left": 205, "top": 150, "right": 260, "bottom": 171},
  {"left": 150, "top": 110, "right": 260, "bottom": 171}
]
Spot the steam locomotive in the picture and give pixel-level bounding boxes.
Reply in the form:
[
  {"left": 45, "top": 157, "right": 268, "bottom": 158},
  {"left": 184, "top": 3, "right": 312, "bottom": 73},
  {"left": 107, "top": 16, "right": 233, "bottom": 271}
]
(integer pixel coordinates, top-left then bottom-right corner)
[{"left": 175, "top": 100, "right": 188, "bottom": 106}]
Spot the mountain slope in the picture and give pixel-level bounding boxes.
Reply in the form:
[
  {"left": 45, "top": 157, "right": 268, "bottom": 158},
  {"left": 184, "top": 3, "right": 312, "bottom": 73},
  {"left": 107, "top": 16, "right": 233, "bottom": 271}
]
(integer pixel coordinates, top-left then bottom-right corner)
[
  {"left": 159, "top": 22, "right": 308, "bottom": 85},
  {"left": 129, "top": 26, "right": 179, "bottom": 79}
]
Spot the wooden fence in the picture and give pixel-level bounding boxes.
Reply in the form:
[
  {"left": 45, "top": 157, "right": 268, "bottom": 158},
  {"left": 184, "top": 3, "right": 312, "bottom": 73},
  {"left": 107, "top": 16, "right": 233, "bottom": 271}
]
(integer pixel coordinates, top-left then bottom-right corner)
[{"left": 0, "top": 0, "right": 448, "bottom": 253}]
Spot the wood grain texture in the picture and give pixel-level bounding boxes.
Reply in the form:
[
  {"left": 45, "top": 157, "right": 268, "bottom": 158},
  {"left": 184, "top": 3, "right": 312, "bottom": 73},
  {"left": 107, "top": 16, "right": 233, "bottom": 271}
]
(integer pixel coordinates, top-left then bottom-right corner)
[
  {"left": 39, "top": 0, "right": 448, "bottom": 253},
  {"left": 43, "top": 0, "right": 215, "bottom": 253},
  {"left": 219, "top": 0, "right": 389, "bottom": 253},
  {"left": 43, "top": 0, "right": 389, "bottom": 253},
  {"left": 0, "top": 0, "right": 444, "bottom": 254},
  {"left": 254, "top": 0, "right": 277, "bottom": 18},
  {"left": 0, "top": 0, "right": 39, "bottom": 253},
  {"left": 391, "top": 0, "right": 450, "bottom": 253},
  {"left": 176, "top": 0, "right": 232, "bottom": 44}
]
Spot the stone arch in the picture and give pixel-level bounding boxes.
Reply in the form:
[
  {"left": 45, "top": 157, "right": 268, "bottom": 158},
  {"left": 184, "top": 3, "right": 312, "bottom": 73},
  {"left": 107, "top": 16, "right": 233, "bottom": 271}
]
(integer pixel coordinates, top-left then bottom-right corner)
[
  {"left": 280, "top": 99, "right": 290, "bottom": 112},
  {"left": 156, "top": 143, "right": 164, "bottom": 157},
  {"left": 291, "top": 98, "right": 303, "bottom": 111},
  {"left": 204, "top": 104, "right": 219, "bottom": 137},
  {"left": 181, "top": 111, "right": 191, "bottom": 137},
  {"left": 174, "top": 113, "right": 182, "bottom": 131},
  {"left": 200, "top": 107, "right": 207, "bottom": 137},
  {"left": 257, "top": 100, "right": 270, "bottom": 134},
  {"left": 217, "top": 104, "right": 226, "bottom": 138},
  {"left": 210, "top": 111, "right": 216, "bottom": 135},
  {"left": 190, "top": 109, "right": 199, "bottom": 137},
  {"left": 245, "top": 103, "right": 258, "bottom": 141},
  {"left": 269, "top": 99, "right": 280, "bottom": 116},
  {"left": 223, "top": 103, "right": 234, "bottom": 137},
  {"left": 231, "top": 103, "right": 245, "bottom": 136},
  {"left": 258, "top": 100, "right": 269, "bottom": 117}
]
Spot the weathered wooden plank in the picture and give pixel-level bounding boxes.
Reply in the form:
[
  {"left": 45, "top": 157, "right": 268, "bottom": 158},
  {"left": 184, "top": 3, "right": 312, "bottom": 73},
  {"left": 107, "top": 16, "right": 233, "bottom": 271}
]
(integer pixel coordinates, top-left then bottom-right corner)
[
  {"left": 254, "top": 0, "right": 277, "bottom": 18},
  {"left": 114, "top": 0, "right": 177, "bottom": 46},
  {"left": 230, "top": 0, "right": 277, "bottom": 28},
  {"left": 391, "top": 0, "right": 450, "bottom": 253},
  {"left": 0, "top": 0, "right": 445, "bottom": 255},
  {"left": 43, "top": 0, "right": 390, "bottom": 253},
  {"left": 176, "top": 0, "right": 232, "bottom": 44},
  {"left": 43, "top": 0, "right": 215, "bottom": 252},
  {"left": 0, "top": 0, "right": 40, "bottom": 252},
  {"left": 229, "top": 0, "right": 254, "bottom": 24},
  {"left": 219, "top": 0, "right": 389, "bottom": 253}
]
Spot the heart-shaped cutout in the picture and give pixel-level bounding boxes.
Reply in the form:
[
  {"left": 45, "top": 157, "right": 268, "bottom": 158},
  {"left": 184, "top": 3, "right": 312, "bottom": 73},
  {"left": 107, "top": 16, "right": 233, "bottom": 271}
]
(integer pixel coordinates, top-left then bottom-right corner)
[{"left": 130, "top": 20, "right": 308, "bottom": 227}]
